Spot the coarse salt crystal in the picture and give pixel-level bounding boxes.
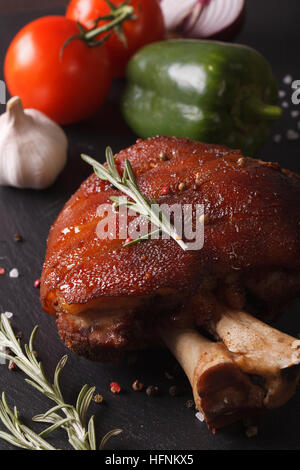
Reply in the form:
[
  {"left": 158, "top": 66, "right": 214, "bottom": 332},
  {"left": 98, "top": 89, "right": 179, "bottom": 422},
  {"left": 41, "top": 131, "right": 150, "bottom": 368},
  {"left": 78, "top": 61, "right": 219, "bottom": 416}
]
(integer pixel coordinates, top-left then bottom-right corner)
[
  {"left": 9, "top": 268, "right": 19, "bottom": 278},
  {"left": 281, "top": 101, "right": 289, "bottom": 108},
  {"left": 74, "top": 227, "right": 80, "bottom": 233},
  {"left": 278, "top": 90, "right": 286, "bottom": 98},
  {"left": 283, "top": 74, "right": 293, "bottom": 85},
  {"left": 286, "top": 129, "right": 300, "bottom": 140},
  {"left": 291, "top": 110, "right": 300, "bottom": 118},
  {"left": 62, "top": 228, "right": 70, "bottom": 235},
  {"left": 195, "top": 412, "right": 205, "bottom": 422},
  {"left": 4, "top": 312, "right": 13, "bottom": 319},
  {"left": 273, "top": 134, "right": 282, "bottom": 143}
]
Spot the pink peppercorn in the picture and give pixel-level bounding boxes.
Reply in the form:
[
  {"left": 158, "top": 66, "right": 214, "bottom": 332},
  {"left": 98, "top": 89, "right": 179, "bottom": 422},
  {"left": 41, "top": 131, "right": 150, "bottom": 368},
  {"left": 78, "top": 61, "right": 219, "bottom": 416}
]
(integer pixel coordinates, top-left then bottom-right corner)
[{"left": 110, "top": 382, "right": 121, "bottom": 393}]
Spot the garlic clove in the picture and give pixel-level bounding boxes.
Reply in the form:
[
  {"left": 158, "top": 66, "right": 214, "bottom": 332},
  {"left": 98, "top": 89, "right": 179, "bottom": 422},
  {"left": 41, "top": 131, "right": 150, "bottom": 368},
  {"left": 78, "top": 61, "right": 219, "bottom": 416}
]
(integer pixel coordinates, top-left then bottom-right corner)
[{"left": 0, "top": 96, "right": 68, "bottom": 190}]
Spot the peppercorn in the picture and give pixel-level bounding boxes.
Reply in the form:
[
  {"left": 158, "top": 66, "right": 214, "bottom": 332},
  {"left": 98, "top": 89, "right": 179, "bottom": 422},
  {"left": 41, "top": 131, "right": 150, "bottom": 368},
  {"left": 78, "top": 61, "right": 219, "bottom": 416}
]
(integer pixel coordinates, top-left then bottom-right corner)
[
  {"left": 132, "top": 380, "right": 144, "bottom": 391},
  {"left": 93, "top": 394, "right": 104, "bottom": 404},
  {"left": 110, "top": 382, "right": 121, "bottom": 394},
  {"left": 185, "top": 400, "right": 195, "bottom": 409},
  {"left": 169, "top": 385, "right": 180, "bottom": 397},
  {"left": 159, "top": 152, "right": 169, "bottom": 161},
  {"left": 8, "top": 360, "right": 17, "bottom": 371},
  {"left": 146, "top": 385, "right": 159, "bottom": 397},
  {"left": 13, "top": 234, "right": 23, "bottom": 242}
]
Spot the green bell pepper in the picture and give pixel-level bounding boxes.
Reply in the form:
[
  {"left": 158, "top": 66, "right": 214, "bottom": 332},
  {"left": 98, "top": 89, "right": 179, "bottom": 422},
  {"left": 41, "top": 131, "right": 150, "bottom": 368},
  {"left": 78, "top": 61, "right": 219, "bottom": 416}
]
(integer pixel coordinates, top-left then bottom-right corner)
[{"left": 121, "top": 40, "right": 282, "bottom": 156}]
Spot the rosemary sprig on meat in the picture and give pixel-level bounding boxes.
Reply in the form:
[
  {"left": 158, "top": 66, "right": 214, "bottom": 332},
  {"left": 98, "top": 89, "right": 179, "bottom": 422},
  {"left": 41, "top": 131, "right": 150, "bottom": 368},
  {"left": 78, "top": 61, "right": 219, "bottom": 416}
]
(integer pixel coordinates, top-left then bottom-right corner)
[
  {"left": 81, "top": 147, "right": 189, "bottom": 250},
  {"left": 0, "top": 314, "right": 122, "bottom": 450}
]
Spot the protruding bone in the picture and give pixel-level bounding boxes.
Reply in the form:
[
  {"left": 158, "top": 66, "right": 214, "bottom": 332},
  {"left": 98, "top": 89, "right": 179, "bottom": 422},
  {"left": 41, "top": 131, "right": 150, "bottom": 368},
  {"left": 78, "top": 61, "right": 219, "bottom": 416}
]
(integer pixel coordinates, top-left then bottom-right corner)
[
  {"left": 209, "top": 309, "right": 300, "bottom": 408},
  {"left": 160, "top": 326, "right": 265, "bottom": 429},
  {"left": 161, "top": 308, "right": 300, "bottom": 428}
]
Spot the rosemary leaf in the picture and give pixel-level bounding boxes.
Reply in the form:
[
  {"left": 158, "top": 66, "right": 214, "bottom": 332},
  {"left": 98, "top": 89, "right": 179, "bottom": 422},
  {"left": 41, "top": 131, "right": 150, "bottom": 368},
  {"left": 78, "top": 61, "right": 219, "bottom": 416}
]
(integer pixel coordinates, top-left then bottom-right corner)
[
  {"left": 100, "top": 429, "right": 123, "bottom": 450},
  {"left": 0, "top": 314, "right": 122, "bottom": 451},
  {"left": 39, "top": 418, "right": 74, "bottom": 439},
  {"left": 41, "top": 404, "right": 75, "bottom": 420},
  {"left": 22, "top": 425, "right": 57, "bottom": 450},
  {"left": 76, "top": 386, "right": 96, "bottom": 425},
  {"left": 124, "top": 228, "right": 161, "bottom": 246},
  {"left": 88, "top": 416, "right": 97, "bottom": 451},
  {"left": 0, "top": 431, "right": 30, "bottom": 450},
  {"left": 32, "top": 413, "right": 61, "bottom": 425},
  {"left": 0, "top": 393, "right": 56, "bottom": 450},
  {"left": 81, "top": 147, "right": 189, "bottom": 251}
]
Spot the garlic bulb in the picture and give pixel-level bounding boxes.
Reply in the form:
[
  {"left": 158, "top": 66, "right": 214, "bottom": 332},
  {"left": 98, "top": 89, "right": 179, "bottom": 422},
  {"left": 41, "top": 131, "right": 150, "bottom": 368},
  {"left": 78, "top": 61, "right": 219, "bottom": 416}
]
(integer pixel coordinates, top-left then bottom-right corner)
[{"left": 0, "top": 97, "right": 68, "bottom": 189}]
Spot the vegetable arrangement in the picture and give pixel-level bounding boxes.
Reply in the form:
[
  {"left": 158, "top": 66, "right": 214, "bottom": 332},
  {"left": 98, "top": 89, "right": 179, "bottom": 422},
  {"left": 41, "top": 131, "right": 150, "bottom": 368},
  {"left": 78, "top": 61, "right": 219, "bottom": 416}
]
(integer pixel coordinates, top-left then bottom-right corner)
[
  {"left": 4, "top": 0, "right": 164, "bottom": 124},
  {"left": 2, "top": 0, "right": 282, "bottom": 156},
  {"left": 122, "top": 40, "right": 282, "bottom": 156},
  {"left": 0, "top": 314, "right": 122, "bottom": 450}
]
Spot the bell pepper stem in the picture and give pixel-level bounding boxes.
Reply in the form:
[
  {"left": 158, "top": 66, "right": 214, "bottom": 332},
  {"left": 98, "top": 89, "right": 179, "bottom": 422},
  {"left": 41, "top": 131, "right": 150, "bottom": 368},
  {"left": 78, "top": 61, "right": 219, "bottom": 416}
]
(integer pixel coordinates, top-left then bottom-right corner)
[{"left": 243, "top": 96, "right": 282, "bottom": 120}]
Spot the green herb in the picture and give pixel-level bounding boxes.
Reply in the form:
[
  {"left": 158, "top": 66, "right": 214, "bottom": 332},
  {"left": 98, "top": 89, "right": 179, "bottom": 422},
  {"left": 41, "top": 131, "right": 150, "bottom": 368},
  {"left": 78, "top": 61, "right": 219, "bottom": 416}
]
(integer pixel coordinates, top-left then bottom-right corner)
[
  {"left": 81, "top": 147, "right": 188, "bottom": 251},
  {"left": 0, "top": 314, "right": 122, "bottom": 450}
]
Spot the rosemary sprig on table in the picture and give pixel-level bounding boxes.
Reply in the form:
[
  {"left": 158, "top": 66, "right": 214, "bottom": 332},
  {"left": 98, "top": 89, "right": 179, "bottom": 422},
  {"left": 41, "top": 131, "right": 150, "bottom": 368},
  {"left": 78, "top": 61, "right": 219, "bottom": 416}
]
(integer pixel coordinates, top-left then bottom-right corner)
[
  {"left": 81, "top": 147, "right": 189, "bottom": 251},
  {"left": 0, "top": 392, "right": 56, "bottom": 450},
  {"left": 0, "top": 314, "right": 122, "bottom": 450}
]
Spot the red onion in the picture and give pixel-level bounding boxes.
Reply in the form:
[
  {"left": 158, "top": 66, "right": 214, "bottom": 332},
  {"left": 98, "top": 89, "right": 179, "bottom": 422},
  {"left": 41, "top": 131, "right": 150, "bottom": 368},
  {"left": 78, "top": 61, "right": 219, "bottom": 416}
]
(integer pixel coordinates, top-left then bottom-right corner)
[
  {"left": 159, "top": 0, "right": 198, "bottom": 31},
  {"left": 160, "top": 0, "right": 245, "bottom": 41}
]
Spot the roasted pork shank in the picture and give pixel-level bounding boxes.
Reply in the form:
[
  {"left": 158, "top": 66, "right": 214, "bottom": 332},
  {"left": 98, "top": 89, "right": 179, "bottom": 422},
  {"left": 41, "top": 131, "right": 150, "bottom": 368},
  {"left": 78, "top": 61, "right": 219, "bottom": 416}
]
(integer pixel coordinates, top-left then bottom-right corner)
[{"left": 41, "top": 137, "right": 300, "bottom": 429}]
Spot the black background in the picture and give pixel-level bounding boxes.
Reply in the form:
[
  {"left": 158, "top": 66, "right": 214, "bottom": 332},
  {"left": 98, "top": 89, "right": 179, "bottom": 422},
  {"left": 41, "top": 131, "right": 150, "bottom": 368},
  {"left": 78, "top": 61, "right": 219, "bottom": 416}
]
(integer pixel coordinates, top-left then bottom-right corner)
[{"left": 0, "top": 0, "right": 300, "bottom": 451}]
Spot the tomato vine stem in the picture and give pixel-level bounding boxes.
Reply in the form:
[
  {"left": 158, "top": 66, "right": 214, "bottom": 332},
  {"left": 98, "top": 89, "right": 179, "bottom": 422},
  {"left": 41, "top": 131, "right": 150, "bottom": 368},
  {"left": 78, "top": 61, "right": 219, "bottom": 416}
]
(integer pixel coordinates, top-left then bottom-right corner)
[{"left": 60, "top": 0, "right": 136, "bottom": 58}]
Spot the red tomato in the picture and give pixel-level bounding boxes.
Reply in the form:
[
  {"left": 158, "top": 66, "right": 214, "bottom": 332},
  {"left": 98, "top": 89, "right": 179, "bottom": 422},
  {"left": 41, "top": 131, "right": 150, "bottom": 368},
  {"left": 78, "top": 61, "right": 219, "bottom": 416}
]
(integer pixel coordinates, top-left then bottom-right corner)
[
  {"left": 4, "top": 16, "right": 112, "bottom": 125},
  {"left": 66, "top": 0, "right": 165, "bottom": 77}
]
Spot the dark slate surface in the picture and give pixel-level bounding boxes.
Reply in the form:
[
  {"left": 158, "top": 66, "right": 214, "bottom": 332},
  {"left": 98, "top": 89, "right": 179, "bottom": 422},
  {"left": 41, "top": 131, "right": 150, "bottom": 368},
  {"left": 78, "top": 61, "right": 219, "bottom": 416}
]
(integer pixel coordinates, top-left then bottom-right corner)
[{"left": 0, "top": 0, "right": 299, "bottom": 450}]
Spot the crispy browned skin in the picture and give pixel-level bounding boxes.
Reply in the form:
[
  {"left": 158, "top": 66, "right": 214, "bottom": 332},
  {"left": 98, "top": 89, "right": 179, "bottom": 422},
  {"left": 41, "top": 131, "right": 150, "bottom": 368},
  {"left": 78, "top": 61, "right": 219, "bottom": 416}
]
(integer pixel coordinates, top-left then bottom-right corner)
[{"left": 40, "top": 137, "right": 300, "bottom": 361}]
